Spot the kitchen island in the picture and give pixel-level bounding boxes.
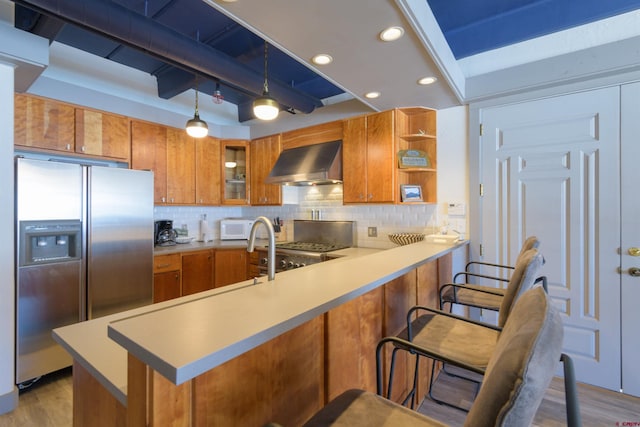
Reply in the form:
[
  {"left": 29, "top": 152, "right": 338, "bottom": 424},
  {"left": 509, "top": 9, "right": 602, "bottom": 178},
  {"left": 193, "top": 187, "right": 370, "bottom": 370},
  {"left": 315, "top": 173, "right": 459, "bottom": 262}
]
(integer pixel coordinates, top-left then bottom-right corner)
[{"left": 54, "top": 240, "right": 467, "bottom": 426}]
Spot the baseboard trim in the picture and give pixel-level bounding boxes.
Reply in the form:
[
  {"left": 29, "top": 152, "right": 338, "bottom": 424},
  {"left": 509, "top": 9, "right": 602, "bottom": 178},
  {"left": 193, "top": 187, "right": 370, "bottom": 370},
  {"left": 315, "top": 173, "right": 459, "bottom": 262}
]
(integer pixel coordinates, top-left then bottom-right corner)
[{"left": 0, "top": 386, "right": 19, "bottom": 415}]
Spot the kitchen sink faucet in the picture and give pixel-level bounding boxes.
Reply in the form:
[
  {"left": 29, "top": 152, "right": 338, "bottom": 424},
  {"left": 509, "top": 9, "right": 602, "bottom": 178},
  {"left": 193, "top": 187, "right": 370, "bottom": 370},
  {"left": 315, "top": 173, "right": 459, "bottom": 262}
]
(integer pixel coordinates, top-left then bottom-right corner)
[{"left": 247, "top": 216, "right": 276, "bottom": 281}]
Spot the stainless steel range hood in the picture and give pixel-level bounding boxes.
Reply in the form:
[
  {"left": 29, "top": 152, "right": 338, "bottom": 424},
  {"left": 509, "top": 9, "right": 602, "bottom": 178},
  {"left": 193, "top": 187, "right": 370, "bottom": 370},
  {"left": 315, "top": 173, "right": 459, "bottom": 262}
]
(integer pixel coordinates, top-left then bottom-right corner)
[{"left": 265, "top": 140, "right": 342, "bottom": 186}]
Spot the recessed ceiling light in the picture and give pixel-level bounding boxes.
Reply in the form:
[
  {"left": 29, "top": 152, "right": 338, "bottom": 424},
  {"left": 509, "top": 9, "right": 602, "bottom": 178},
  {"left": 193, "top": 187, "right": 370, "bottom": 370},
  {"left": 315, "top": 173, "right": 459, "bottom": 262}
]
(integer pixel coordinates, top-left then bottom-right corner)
[
  {"left": 312, "top": 54, "right": 333, "bottom": 65},
  {"left": 379, "top": 26, "right": 404, "bottom": 42},
  {"left": 365, "top": 91, "right": 381, "bottom": 99},
  {"left": 418, "top": 76, "right": 438, "bottom": 85}
]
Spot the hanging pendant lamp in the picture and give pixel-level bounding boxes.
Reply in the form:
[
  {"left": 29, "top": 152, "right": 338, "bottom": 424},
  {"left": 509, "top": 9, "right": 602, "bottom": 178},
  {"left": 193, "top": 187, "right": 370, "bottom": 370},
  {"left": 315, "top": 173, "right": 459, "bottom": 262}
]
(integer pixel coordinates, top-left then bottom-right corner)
[
  {"left": 253, "top": 41, "right": 279, "bottom": 121},
  {"left": 186, "top": 79, "right": 208, "bottom": 138}
]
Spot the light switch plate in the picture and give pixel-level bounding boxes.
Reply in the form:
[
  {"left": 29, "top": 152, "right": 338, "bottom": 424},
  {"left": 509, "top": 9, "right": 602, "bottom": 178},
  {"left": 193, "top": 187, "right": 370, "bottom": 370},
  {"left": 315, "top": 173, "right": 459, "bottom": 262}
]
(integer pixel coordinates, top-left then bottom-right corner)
[{"left": 447, "top": 202, "right": 466, "bottom": 216}]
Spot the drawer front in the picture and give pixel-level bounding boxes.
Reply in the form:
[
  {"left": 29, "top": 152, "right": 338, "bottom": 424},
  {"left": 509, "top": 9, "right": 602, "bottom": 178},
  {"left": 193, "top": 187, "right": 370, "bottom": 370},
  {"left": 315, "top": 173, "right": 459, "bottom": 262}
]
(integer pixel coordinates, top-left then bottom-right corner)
[{"left": 154, "top": 253, "right": 181, "bottom": 273}]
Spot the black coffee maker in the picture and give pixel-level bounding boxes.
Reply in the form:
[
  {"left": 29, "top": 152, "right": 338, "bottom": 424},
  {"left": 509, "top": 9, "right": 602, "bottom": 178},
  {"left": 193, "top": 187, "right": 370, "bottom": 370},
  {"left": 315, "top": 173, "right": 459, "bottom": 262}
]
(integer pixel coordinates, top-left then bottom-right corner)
[{"left": 154, "top": 220, "right": 177, "bottom": 246}]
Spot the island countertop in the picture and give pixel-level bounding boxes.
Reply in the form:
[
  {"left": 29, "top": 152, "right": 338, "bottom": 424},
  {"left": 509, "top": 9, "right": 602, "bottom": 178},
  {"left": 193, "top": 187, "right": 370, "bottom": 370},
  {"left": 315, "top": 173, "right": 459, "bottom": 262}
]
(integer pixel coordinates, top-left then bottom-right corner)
[
  {"left": 53, "top": 241, "right": 465, "bottom": 405},
  {"left": 107, "top": 241, "right": 466, "bottom": 385}
]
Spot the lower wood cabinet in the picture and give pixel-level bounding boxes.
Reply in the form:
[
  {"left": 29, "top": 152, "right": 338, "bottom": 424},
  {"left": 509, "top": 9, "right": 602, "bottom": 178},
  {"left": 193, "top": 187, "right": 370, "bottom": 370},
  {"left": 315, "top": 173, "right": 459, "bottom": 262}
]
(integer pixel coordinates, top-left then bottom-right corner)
[
  {"left": 181, "top": 249, "right": 214, "bottom": 296},
  {"left": 153, "top": 247, "right": 248, "bottom": 302},
  {"left": 214, "top": 248, "right": 248, "bottom": 288},
  {"left": 153, "top": 270, "right": 181, "bottom": 303},
  {"left": 153, "top": 254, "right": 181, "bottom": 303}
]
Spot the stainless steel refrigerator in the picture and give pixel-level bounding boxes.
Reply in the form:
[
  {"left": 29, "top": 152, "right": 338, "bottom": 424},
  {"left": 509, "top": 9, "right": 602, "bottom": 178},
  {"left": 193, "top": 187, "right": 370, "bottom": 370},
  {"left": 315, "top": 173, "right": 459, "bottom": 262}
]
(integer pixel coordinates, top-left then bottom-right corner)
[{"left": 15, "top": 157, "right": 154, "bottom": 384}]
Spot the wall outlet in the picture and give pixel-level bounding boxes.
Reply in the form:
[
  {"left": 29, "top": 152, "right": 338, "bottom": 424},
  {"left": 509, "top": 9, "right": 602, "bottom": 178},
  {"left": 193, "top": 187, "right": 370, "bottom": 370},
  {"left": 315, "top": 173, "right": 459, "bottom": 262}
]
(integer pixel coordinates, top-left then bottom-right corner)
[{"left": 368, "top": 227, "right": 378, "bottom": 237}]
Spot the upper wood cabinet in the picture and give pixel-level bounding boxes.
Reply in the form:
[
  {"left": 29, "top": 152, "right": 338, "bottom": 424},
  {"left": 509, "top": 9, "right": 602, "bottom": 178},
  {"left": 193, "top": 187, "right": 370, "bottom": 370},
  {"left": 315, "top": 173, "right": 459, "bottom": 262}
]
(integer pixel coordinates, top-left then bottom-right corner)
[
  {"left": 281, "top": 120, "right": 343, "bottom": 149},
  {"left": 394, "top": 107, "right": 437, "bottom": 204},
  {"left": 131, "top": 120, "right": 227, "bottom": 207},
  {"left": 15, "top": 94, "right": 129, "bottom": 161},
  {"left": 75, "top": 108, "right": 130, "bottom": 160},
  {"left": 166, "top": 127, "right": 196, "bottom": 205},
  {"left": 14, "top": 94, "right": 75, "bottom": 152},
  {"left": 250, "top": 134, "right": 282, "bottom": 206},
  {"left": 343, "top": 111, "right": 396, "bottom": 204},
  {"left": 221, "top": 139, "right": 250, "bottom": 205},
  {"left": 195, "top": 136, "right": 222, "bottom": 206},
  {"left": 131, "top": 120, "right": 168, "bottom": 204},
  {"left": 343, "top": 108, "right": 437, "bottom": 205}
]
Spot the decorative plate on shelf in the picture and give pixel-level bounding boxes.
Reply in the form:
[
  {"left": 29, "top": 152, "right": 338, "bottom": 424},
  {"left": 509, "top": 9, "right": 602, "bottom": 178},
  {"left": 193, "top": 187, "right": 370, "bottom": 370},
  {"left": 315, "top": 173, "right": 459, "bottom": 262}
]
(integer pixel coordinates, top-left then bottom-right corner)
[{"left": 398, "top": 149, "right": 430, "bottom": 168}]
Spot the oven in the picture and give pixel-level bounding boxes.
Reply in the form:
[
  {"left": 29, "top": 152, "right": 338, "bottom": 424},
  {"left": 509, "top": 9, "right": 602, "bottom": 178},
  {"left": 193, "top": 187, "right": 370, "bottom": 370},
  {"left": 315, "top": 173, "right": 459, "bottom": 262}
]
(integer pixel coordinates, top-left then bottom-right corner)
[{"left": 248, "top": 220, "right": 355, "bottom": 277}]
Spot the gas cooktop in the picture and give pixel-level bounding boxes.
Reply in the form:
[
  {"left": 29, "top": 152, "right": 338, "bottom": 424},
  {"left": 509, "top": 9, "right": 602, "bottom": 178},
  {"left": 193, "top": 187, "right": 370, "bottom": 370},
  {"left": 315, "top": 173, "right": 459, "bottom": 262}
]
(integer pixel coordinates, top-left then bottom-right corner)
[{"left": 275, "top": 241, "right": 350, "bottom": 253}]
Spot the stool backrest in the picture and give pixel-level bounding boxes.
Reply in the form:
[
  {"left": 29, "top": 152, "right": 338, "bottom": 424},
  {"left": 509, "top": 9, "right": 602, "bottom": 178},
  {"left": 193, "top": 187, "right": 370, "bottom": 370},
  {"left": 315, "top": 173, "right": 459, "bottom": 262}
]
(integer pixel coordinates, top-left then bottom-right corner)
[
  {"left": 464, "top": 286, "right": 563, "bottom": 427},
  {"left": 518, "top": 236, "right": 540, "bottom": 259},
  {"left": 497, "top": 249, "right": 544, "bottom": 327}
]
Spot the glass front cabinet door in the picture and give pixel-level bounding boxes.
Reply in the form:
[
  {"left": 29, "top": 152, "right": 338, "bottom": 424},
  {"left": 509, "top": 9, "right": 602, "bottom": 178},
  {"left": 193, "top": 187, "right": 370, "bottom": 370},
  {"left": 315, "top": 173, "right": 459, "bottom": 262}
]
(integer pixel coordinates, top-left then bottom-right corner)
[{"left": 221, "top": 140, "right": 249, "bottom": 205}]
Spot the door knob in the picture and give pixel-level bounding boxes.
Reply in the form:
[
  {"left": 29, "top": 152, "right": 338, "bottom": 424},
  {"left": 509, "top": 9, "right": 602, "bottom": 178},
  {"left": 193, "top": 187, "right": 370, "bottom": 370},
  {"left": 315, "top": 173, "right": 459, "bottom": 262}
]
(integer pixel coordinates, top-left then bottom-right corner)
[
  {"left": 629, "top": 267, "right": 640, "bottom": 277},
  {"left": 628, "top": 247, "right": 640, "bottom": 256}
]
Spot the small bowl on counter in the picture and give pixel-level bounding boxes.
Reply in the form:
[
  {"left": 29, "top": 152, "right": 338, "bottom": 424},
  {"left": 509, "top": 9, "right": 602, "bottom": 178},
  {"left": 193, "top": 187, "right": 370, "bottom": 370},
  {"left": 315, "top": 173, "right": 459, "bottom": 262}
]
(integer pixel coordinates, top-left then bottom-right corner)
[{"left": 388, "top": 233, "right": 425, "bottom": 246}]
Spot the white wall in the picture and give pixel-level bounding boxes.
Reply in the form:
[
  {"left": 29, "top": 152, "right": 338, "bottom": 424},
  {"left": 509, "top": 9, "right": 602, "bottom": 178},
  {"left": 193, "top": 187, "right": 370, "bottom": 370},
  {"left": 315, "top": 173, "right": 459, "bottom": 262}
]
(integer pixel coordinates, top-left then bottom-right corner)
[{"left": 0, "top": 57, "right": 17, "bottom": 415}]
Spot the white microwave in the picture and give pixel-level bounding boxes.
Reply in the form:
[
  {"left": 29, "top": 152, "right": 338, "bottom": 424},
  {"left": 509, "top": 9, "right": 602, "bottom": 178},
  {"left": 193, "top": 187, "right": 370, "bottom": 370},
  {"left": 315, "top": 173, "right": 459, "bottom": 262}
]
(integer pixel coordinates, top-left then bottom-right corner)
[{"left": 220, "top": 219, "right": 255, "bottom": 240}]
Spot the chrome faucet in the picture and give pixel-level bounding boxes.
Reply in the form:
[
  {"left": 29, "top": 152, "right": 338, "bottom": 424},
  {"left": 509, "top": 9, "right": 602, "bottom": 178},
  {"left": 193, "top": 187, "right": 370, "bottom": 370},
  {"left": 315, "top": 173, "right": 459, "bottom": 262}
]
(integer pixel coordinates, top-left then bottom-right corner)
[{"left": 247, "top": 216, "right": 276, "bottom": 281}]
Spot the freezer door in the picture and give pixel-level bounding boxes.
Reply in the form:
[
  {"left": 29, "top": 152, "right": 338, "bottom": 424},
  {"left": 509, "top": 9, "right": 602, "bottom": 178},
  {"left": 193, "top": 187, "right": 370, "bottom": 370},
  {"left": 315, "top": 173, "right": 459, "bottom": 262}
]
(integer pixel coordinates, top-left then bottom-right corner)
[
  {"left": 16, "top": 261, "right": 82, "bottom": 383},
  {"left": 16, "top": 158, "right": 82, "bottom": 221},
  {"left": 87, "top": 166, "right": 154, "bottom": 319}
]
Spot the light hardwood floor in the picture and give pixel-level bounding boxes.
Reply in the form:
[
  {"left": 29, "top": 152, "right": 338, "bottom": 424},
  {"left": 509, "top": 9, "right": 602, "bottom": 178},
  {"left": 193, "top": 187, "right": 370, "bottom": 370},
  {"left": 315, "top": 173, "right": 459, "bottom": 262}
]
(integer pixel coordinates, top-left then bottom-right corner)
[{"left": 1, "top": 367, "right": 639, "bottom": 426}]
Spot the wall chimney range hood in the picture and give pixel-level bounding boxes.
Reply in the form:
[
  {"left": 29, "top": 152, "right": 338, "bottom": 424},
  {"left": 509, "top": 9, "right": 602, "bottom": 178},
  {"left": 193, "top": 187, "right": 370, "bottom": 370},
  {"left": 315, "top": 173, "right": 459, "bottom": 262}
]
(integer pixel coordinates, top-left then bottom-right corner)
[{"left": 266, "top": 140, "right": 342, "bottom": 186}]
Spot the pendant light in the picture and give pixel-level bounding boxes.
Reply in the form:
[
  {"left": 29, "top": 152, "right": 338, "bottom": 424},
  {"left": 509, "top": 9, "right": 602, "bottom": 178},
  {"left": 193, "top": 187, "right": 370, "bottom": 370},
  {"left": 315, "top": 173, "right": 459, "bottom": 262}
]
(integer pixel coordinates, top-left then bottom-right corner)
[
  {"left": 253, "top": 41, "right": 279, "bottom": 121},
  {"left": 186, "top": 78, "right": 208, "bottom": 138}
]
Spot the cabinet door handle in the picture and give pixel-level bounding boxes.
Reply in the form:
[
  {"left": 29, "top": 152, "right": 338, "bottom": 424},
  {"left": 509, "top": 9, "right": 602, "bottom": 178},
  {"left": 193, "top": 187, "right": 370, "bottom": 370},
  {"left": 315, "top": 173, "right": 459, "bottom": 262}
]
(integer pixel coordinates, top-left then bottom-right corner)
[
  {"left": 157, "top": 263, "right": 170, "bottom": 268},
  {"left": 65, "top": 143, "right": 71, "bottom": 150}
]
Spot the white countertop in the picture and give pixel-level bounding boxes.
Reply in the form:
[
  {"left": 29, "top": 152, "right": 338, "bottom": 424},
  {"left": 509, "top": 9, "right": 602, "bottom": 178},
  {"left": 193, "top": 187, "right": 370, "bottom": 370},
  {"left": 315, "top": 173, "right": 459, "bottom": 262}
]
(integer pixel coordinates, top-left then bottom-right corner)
[
  {"left": 53, "top": 241, "right": 464, "bottom": 404},
  {"left": 153, "top": 238, "right": 249, "bottom": 255}
]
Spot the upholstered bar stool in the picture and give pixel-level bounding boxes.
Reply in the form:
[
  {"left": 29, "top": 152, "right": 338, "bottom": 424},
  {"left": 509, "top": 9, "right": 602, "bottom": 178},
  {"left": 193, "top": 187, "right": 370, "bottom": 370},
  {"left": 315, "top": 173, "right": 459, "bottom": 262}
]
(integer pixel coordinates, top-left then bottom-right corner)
[
  {"left": 301, "top": 287, "right": 581, "bottom": 427},
  {"left": 394, "top": 248, "right": 544, "bottom": 410},
  {"left": 439, "top": 236, "right": 542, "bottom": 312}
]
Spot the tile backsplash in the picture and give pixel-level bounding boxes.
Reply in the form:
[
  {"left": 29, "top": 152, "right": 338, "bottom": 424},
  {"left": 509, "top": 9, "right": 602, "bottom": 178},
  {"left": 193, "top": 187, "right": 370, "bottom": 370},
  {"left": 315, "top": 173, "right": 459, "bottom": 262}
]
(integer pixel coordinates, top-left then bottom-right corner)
[{"left": 155, "top": 184, "right": 464, "bottom": 249}]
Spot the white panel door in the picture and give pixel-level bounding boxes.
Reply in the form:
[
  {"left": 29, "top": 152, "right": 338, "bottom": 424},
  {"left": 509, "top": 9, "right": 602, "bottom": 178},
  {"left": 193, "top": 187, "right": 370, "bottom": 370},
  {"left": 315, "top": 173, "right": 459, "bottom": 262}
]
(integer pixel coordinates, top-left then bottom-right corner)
[
  {"left": 621, "top": 82, "right": 640, "bottom": 397},
  {"left": 479, "top": 87, "right": 621, "bottom": 391}
]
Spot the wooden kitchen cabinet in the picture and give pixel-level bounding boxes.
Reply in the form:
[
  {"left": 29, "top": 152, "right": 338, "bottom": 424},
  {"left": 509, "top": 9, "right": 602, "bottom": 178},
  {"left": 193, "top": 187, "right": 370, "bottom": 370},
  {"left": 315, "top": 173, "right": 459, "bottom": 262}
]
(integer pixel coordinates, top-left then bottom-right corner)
[
  {"left": 195, "top": 136, "right": 222, "bottom": 205},
  {"left": 343, "top": 110, "right": 396, "bottom": 203},
  {"left": 395, "top": 107, "right": 437, "bottom": 204},
  {"left": 14, "top": 93, "right": 75, "bottom": 152},
  {"left": 214, "top": 248, "right": 248, "bottom": 288},
  {"left": 343, "top": 108, "right": 437, "bottom": 205},
  {"left": 75, "top": 108, "right": 130, "bottom": 160},
  {"left": 153, "top": 254, "right": 182, "bottom": 303},
  {"left": 153, "top": 271, "right": 182, "bottom": 303},
  {"left": 181, "top": 249, "right": 214, "bottom": 296},
  {"left": 250, "top": 134, "right": 282, "bottom": 205},
  {"left": 281, "top": 120, "right": 343, "bottom": 149},
  {"left": 131, "top": 120, "right": 168, "bottom": 204},
  {"left": 166, "top": 127, "right": 196, "bottom": 204},
  {"left": 221, "top": 139, "right": 250, "bottom": 205},
  {"left": 15, "top": 94, "right": 130, "bottom": 161}
]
